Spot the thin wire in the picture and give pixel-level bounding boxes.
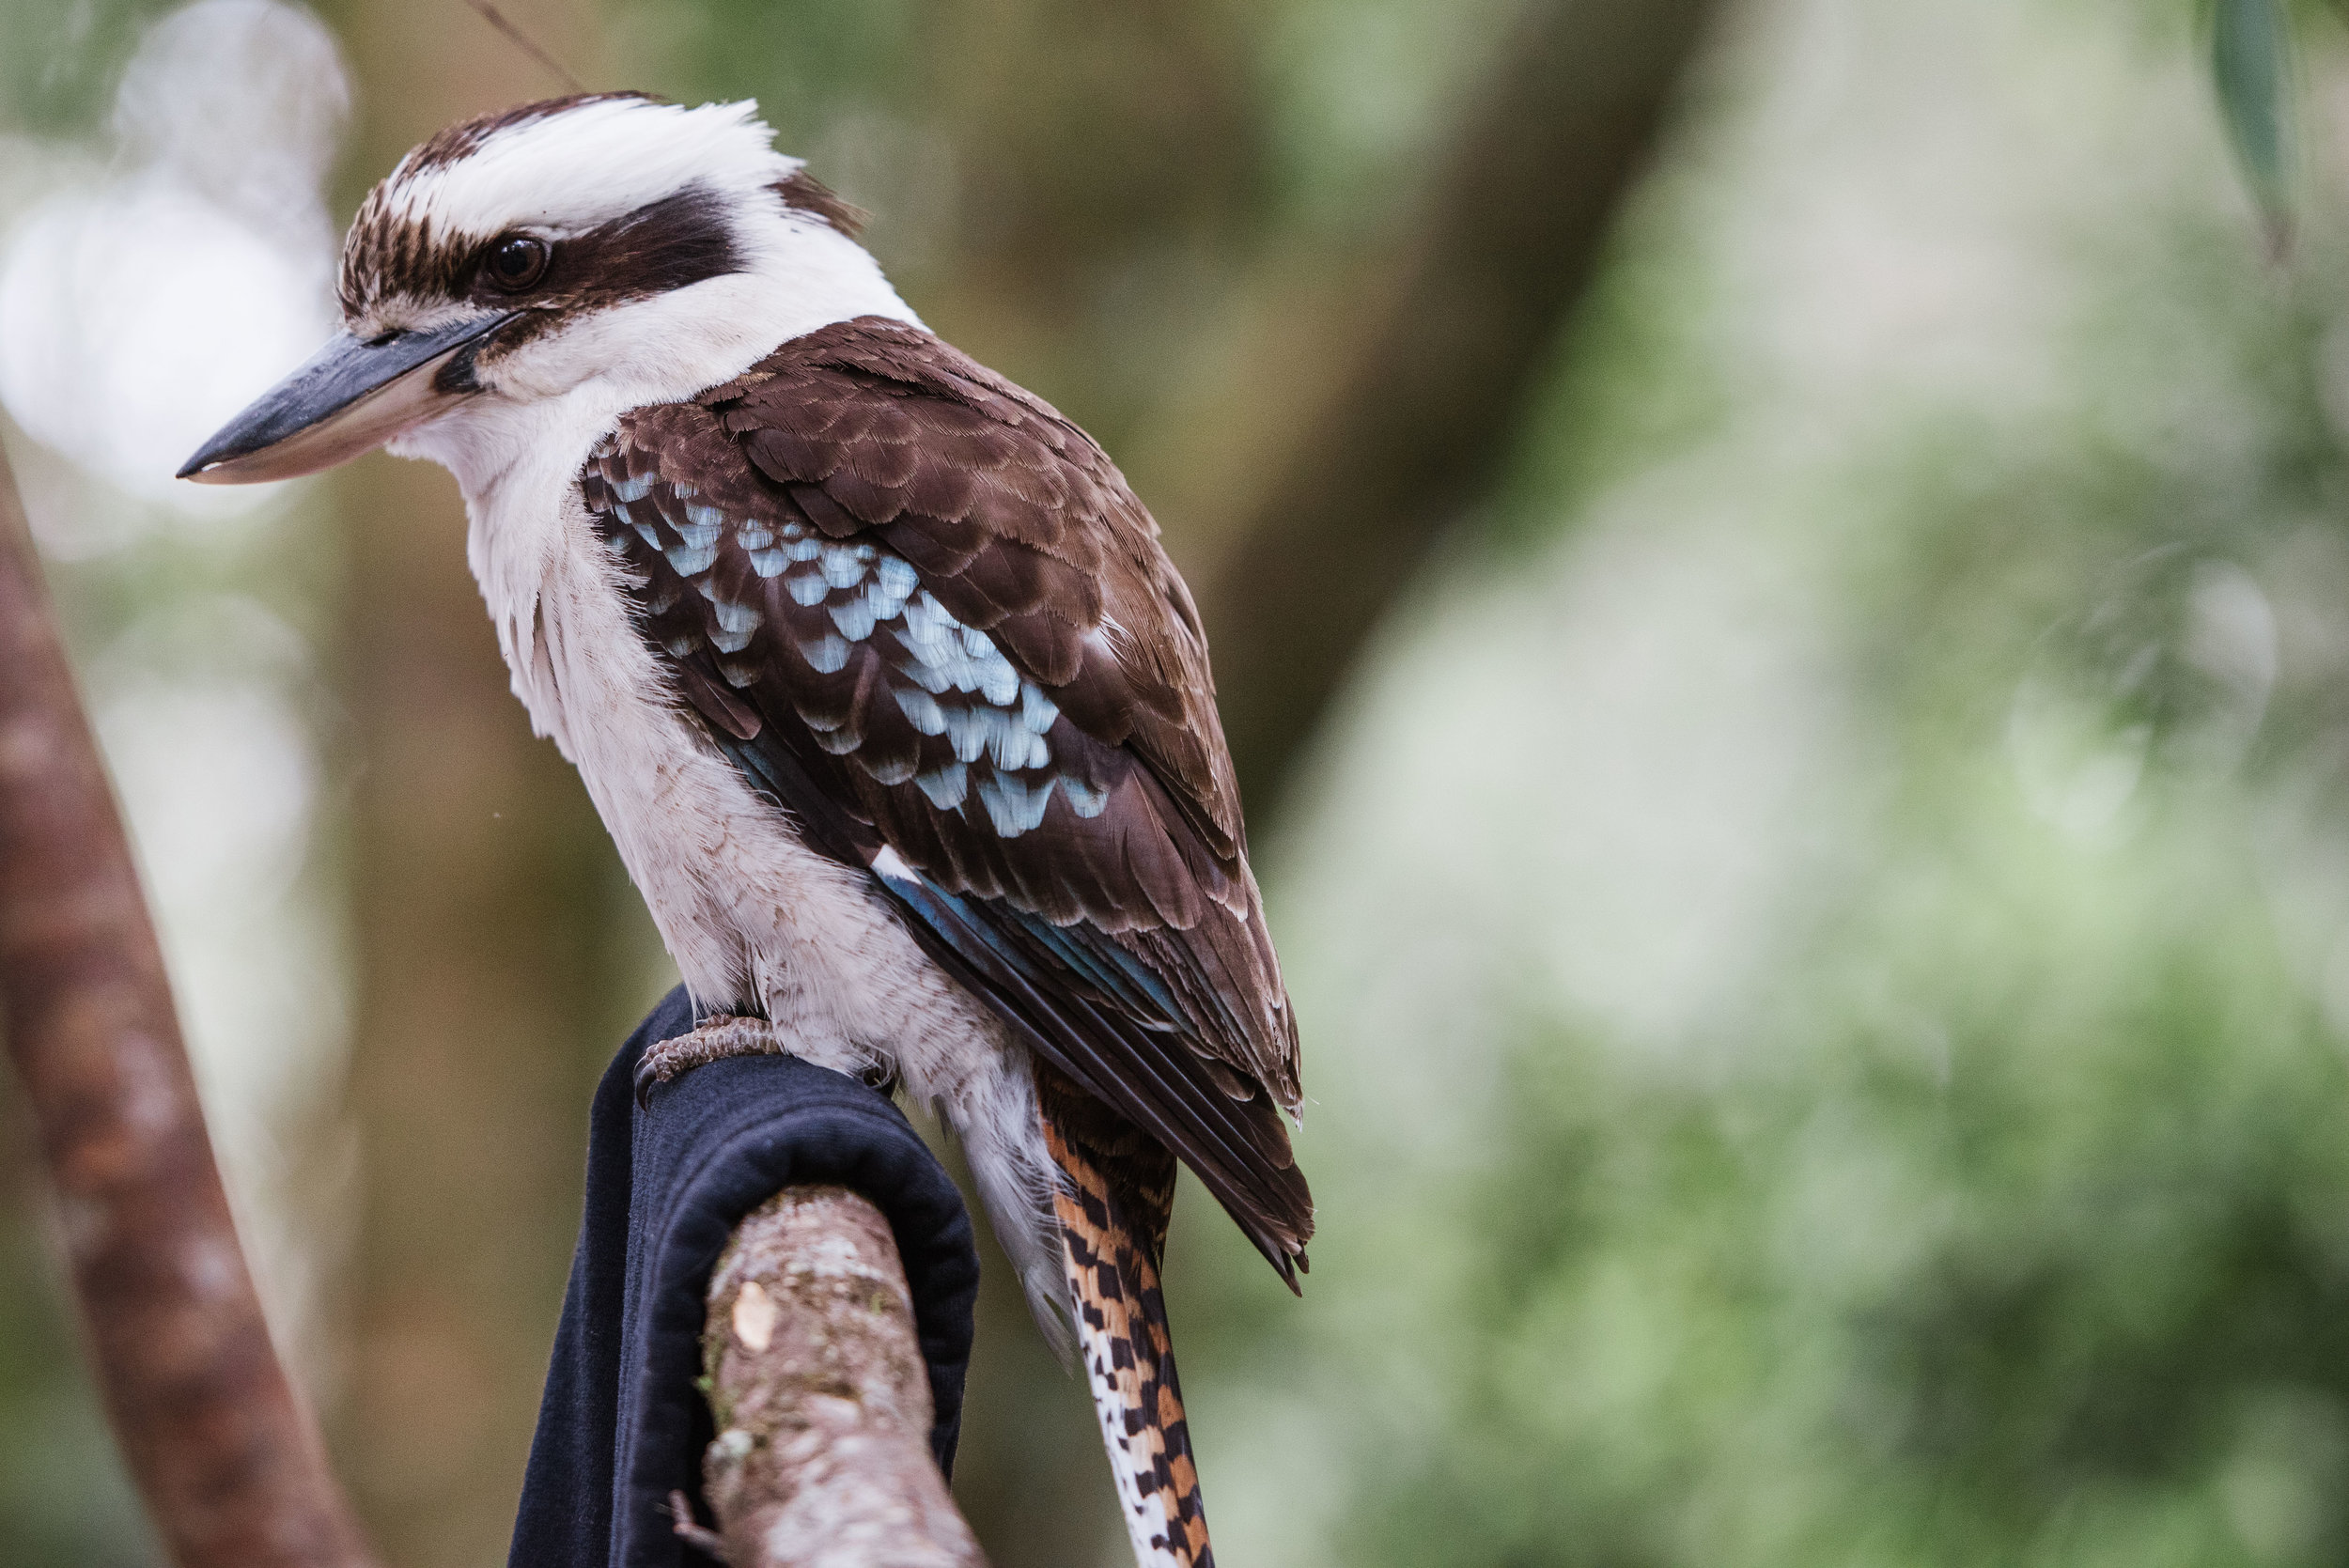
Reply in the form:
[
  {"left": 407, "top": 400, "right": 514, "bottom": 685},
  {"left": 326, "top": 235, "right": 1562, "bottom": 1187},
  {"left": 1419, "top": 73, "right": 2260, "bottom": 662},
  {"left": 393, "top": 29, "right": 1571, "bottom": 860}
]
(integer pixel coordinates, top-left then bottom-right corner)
[{"left": 460, "top": 0, "right": 588, "bottom": 93}]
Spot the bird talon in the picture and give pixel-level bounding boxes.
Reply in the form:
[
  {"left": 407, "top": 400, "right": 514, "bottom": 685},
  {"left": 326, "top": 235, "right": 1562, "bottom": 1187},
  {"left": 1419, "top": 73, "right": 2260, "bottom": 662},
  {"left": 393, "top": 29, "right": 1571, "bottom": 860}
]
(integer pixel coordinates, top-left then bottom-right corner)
[
  {"left": 631, "top": 1053, "right": 670, "bottom": 1110},
  {"left": 634, "top": 1013, "right": 777, "bottom": 1110}
]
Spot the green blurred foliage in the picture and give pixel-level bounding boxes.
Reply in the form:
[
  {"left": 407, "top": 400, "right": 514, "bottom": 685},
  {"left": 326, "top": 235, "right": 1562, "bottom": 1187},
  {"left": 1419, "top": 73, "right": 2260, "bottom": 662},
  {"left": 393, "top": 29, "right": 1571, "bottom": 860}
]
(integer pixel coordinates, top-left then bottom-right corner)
[
  {"left": 1156, "top": 3, "right": 2349, "bottom": 1561},
  {"left": 2213, "top": 0, "right": 2295, "bottom": 240},
  {"left": 0, "top": 0, "right": 175, "bottom": 132}
]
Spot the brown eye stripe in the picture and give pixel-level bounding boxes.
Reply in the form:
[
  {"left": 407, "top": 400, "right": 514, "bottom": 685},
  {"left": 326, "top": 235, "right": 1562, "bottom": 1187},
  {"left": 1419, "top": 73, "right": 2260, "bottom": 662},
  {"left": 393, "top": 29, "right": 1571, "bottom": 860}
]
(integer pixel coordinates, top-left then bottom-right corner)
[
  {"left": 552, "top": 186, "right": 740, "bottom": 304},
  {"left": 341, "top": 183, "right": 743, "bottom": 319}
]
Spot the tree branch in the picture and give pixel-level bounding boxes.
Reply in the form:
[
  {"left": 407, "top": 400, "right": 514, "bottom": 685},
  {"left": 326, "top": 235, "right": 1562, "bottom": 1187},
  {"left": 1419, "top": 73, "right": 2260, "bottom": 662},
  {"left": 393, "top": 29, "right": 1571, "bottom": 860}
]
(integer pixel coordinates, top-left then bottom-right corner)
[
  {"left": 693, "top": 1186, "right": 986, "bottom": 1568},
  {"left": 0, "top": 437, "right": 378, "bottom": 1568},
  {"left": 1201, "top": 0, "right": 1722, "bottom": 803}
]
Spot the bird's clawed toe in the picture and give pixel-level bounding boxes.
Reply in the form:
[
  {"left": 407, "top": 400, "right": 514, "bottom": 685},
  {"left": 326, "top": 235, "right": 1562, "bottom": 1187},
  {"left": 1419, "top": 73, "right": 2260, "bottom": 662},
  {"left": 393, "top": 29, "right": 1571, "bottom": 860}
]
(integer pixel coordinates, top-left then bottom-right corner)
[{"left": 633, "top": 1013, "right": 780, "bottom": 1108}]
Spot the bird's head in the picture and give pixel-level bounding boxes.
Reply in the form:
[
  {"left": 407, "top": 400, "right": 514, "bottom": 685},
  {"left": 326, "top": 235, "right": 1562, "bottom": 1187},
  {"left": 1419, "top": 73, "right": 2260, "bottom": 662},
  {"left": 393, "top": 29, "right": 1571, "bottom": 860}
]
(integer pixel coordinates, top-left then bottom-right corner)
[{"left": 179, "top": 92, "right": 898, "bottom": 485}]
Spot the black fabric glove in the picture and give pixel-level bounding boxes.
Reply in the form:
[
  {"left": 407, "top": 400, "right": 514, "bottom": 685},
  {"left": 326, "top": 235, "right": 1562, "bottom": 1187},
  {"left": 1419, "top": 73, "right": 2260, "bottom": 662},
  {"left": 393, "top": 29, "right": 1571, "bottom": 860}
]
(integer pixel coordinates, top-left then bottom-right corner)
[{"left": 506, "top": 986, "right": 981, "bottom": 1568}]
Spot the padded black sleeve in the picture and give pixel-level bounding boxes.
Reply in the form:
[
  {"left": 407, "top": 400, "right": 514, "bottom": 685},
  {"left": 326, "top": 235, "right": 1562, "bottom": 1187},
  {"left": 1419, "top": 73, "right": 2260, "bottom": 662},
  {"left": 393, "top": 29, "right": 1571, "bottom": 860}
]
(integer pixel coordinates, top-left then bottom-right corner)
[{"left": 506, "top": 986, "right": 981, "bottom": 1568}]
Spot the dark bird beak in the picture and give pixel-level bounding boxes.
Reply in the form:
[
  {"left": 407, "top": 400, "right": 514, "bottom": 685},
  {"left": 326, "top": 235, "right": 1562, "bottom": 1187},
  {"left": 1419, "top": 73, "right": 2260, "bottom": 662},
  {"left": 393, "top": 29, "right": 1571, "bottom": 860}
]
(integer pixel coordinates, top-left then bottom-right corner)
[{"left": 177, "top": 311, "right": 520, "bottom": 484}]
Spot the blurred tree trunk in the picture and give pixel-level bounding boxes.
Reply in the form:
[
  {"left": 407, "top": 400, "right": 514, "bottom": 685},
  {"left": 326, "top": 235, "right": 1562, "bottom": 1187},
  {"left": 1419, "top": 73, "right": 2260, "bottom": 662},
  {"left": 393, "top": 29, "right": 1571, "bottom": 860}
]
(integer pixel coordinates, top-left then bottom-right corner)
[
  {"left": 1196, "top": 0, "right": 1723, "bottom": 806},
  {"left": 318, "top": 7, "right": 638, "bottom": 1567},
  {"left": 879, "top": 0, "right": 1722, "bottom": 808},
  {"left": 0, "top": 442, "right": 379, "bottom": 1568}
]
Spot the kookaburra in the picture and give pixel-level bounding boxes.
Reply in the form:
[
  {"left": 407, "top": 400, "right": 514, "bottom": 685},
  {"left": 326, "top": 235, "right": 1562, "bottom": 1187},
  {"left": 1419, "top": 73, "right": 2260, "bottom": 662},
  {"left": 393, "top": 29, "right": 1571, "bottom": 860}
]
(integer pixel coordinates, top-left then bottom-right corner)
[{"left": 181, "top": 93, "right": 1308, "bottom": 1564}]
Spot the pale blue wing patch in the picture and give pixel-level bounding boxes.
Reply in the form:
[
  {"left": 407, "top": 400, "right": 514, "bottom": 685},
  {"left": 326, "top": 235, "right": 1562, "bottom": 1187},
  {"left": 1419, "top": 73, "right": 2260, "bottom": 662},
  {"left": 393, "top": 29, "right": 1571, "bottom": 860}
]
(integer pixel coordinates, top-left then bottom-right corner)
[
  {"left": 583, "top": 446, "right": 1115, "bottom": 842},
  {"left": 707, "top": 596, "right": 763, "bottom": 654},
  {"left": 716, "top": 524, "right": 1095, "bottom": 833},
  {"left": 915, "top": 761, "right": 969, "bottom": 810}
]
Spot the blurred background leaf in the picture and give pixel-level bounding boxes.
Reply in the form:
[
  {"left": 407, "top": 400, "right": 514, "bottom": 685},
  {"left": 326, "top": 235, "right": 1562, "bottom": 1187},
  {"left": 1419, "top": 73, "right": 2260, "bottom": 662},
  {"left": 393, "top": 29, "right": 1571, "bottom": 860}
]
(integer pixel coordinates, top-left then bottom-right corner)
[{"left": 2213, "top": 0, "right": 2296, "bottom": 247}]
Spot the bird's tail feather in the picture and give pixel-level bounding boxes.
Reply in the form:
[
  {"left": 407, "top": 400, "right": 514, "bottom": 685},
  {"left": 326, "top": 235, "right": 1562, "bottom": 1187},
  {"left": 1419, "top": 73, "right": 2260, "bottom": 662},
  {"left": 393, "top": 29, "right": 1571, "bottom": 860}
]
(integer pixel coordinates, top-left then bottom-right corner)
[{"left": 1040, "top": 1080, "right": 1215, "bottom": 1568}]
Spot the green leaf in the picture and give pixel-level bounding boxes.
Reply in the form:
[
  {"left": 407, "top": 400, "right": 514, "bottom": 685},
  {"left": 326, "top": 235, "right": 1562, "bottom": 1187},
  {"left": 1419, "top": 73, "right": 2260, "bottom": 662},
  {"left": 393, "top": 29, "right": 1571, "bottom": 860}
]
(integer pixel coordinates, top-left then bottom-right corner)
[{"left": 2212, "top": 0, "right": 2296, "bottom": 249}]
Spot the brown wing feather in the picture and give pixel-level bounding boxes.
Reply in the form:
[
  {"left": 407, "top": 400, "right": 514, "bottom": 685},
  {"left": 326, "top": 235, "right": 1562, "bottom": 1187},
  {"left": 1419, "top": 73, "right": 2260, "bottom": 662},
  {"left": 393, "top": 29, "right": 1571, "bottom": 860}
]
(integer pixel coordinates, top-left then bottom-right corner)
[{"left": 580, "top": 317, "right": 1311, "bottom": 1267}]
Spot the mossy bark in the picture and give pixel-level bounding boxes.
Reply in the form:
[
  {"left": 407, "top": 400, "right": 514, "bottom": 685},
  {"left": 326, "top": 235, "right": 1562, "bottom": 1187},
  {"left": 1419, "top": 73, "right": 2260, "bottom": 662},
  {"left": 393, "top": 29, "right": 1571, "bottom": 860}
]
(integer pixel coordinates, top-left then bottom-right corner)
[{"left": 698, "top": 1186, "right": 985, "bottom": 1568}]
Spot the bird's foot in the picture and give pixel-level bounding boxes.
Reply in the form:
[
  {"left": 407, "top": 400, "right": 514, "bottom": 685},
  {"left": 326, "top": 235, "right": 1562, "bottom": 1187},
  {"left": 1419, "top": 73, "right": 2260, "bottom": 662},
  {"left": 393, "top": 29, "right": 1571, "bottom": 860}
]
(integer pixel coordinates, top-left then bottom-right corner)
[{"left": 635, "top": 1013, "right": 779, "bottom": 1107}]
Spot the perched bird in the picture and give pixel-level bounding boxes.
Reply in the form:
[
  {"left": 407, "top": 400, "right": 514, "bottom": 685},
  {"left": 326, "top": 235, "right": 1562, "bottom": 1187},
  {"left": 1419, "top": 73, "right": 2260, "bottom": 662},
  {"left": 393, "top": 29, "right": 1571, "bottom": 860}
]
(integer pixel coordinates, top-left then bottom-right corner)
[{"left": 182, "top": 93, "right": 1309, "bottom": 1566}]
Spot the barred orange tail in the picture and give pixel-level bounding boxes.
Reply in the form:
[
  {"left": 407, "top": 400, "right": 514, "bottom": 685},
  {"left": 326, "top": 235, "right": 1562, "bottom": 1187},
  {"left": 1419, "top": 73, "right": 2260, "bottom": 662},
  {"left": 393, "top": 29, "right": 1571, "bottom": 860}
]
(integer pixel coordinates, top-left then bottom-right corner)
[{"left": 1040, "top": 1075, "right": 1215, "bottom": 1568}]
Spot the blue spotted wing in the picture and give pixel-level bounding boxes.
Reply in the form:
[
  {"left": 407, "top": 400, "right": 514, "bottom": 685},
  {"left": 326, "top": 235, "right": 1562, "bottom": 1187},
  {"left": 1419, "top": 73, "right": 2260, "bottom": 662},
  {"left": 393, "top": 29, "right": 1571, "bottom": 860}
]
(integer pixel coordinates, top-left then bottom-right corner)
[{"left": 579, "top": 317, "right": 1312, "bottom": 1276}]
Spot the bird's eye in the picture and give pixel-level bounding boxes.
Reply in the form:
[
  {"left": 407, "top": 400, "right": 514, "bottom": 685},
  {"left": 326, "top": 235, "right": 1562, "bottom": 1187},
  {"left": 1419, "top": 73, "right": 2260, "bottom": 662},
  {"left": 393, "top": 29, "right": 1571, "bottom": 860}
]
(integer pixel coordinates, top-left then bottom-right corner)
[{"left": 485, "top": 235, "right": 551, "bottom": 291}]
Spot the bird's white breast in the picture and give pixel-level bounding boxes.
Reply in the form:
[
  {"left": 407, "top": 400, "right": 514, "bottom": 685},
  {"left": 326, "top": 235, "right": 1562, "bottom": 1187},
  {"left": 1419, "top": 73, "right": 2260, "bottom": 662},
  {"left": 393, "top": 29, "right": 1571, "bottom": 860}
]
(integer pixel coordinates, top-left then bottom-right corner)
[
  {"left": 419, "top": 383, "right": 925, "bottom": 1060},
  {"left": 445, "top": 419, "right": 1069, "bottom": 1330}
]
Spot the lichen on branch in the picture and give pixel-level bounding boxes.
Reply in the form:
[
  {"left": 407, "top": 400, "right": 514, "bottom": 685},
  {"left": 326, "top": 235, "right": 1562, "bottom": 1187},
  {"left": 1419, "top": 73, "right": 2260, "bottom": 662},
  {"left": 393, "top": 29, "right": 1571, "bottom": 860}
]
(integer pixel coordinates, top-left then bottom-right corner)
[{"left": 693, "top": 1185, "right": 985, "bottom": 1568}]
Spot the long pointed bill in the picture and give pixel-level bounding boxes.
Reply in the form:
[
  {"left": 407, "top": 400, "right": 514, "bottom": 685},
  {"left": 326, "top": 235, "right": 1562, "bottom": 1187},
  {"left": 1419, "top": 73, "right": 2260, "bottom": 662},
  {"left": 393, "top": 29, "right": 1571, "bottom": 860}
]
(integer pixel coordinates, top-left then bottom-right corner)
[{"left": 177, "top": 312, "right": 520, "bottom": 484}]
